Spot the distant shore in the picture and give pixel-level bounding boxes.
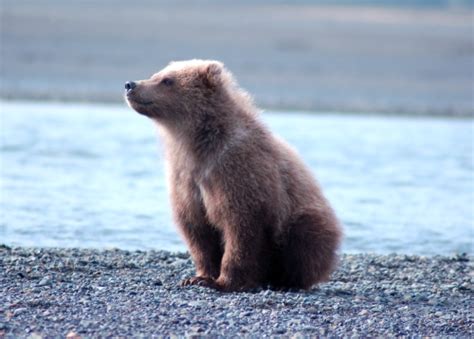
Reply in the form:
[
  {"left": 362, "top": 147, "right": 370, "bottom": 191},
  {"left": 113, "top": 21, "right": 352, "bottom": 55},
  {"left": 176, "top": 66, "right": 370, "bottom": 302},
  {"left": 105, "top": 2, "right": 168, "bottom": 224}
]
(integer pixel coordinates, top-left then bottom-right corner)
[
  {"left": 1, "top": 246, "right": 472, "bottom": 337},
  {"left": 1, "top": 1, "right": 473, "bottom": 116}
]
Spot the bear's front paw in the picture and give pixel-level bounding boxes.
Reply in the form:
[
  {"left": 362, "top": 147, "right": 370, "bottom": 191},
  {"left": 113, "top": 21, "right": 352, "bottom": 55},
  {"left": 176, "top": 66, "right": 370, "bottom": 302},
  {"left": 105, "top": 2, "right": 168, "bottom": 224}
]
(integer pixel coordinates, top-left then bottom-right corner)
[{"left": 181, "top": 276, "right": 219, "bottom": 289}]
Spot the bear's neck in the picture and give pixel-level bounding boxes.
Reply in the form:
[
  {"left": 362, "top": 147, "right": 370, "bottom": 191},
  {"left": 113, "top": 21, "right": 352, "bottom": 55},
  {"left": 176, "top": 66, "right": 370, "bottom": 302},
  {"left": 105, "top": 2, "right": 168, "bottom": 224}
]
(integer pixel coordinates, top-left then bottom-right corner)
[
  {"left": 188, "top": 110, "right": 237, "bottom": 162},
  {"left": 159, "top": 106, "right": 255, "bottom": 165}
]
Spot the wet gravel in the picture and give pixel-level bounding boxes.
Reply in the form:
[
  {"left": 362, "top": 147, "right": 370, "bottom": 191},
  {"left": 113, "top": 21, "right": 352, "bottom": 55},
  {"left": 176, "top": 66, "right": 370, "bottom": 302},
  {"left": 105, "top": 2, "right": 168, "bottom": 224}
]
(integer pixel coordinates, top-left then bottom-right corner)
[{"left": 1, "top": 245, "right": 472, "bottom": 337}]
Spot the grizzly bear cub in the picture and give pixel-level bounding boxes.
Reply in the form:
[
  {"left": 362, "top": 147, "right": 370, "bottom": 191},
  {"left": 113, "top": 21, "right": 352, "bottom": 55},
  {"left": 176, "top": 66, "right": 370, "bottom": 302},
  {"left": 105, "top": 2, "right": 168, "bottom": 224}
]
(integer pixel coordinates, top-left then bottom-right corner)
[{"left": 125, "top": 60, "right": 342, "bottom": 292}]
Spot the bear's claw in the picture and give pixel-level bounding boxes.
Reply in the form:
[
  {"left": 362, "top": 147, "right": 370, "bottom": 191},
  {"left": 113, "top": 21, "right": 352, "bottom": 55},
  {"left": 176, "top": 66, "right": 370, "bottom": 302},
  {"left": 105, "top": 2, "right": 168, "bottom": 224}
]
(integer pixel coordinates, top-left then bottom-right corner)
[{"left": 181, "top": 276, "right": 219, "bottom": 289}]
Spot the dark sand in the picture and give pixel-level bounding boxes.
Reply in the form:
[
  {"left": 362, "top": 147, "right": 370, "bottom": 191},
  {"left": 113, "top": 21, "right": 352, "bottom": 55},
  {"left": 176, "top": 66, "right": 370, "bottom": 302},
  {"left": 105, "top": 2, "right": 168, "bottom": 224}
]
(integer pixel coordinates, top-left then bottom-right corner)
[
  {"left": 1, "top": 246, "right": 472, "bottom": 337},
  {"left": 1, "top": 1, "right": 473, "bottom": 115}
]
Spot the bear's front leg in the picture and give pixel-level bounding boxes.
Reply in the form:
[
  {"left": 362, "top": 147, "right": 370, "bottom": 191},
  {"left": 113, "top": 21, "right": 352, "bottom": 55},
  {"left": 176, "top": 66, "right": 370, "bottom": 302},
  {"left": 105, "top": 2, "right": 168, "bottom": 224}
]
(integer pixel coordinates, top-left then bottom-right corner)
[
  {"left": 170, "top": 176, "right": 223, "bottom": 285},
  {"left": 178, "top": 222, "right": 223, "bottom": 284}
]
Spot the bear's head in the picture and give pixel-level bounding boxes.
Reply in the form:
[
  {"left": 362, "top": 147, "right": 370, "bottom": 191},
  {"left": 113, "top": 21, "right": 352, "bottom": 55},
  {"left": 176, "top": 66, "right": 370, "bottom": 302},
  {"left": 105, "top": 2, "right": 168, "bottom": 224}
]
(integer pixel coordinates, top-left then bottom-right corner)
[{"left": 125, "top": 60, "right": 237, "bottom": 124}]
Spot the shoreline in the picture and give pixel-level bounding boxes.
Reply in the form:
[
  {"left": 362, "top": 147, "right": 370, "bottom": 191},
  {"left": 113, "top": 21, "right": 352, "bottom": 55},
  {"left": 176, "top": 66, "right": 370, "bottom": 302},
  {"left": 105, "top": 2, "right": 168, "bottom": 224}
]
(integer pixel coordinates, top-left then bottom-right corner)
[
  {"left": 2, "top": 2, "right": 473, "bottom": 117},
  {"left": 1, "top": 245, "right": 472, "bottom": 337},
  {"left": 2, "top": 97, "right": 473, "bottom": 119}
]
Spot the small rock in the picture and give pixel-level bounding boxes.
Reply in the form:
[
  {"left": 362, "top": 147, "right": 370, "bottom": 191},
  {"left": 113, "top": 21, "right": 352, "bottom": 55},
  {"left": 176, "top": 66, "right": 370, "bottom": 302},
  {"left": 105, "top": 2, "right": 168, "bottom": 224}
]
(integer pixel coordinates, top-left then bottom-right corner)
[
  {"left": 38, "top": 276, "right": 52, "bottom": 287},
  {"left": 66, "top": 331, "right": 81, "bottom": 339},
  {"left": 274, "top": 327, "right": 286, "bottom": 334},
  {"left": 188, "top": 326, "right": 204, "bottom": 333},
  {"left": 14, "top": 308, "right": 27, "bottom": 316},
  {"left": 79, "top": 320, "right": 92, "bottom": 327},
  {"left": 188, "top": 300, "right": 206, "bottom": 308}
]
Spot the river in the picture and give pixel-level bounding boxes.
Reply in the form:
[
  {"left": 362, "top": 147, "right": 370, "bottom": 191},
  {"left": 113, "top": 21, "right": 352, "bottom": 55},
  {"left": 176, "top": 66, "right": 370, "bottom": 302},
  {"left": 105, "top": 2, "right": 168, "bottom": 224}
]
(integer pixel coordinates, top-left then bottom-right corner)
[{"left": 1, "top": 101, "right": 472, "bottom": 254}]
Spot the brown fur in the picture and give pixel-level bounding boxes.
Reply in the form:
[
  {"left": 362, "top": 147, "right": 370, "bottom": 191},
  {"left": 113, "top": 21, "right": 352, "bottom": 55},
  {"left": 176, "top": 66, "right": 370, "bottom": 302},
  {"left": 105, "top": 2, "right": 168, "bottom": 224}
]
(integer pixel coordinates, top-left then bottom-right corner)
[{"left": 125, "top": 60, "right": 342, "bottom": 292}]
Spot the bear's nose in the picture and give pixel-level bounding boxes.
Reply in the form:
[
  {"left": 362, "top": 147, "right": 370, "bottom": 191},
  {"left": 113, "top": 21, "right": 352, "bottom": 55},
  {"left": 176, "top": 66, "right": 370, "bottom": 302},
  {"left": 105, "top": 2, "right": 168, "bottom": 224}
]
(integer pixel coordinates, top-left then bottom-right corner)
[{"left": 125, "top": 81, "right": 136, "bottom": 91}]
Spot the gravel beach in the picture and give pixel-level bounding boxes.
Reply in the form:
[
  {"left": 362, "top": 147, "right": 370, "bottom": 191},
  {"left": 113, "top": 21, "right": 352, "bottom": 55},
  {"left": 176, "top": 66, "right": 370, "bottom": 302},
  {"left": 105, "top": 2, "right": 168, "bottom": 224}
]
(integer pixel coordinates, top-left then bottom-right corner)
[{"left": 1, "top": 245, "right": 472, "bottom": 337}]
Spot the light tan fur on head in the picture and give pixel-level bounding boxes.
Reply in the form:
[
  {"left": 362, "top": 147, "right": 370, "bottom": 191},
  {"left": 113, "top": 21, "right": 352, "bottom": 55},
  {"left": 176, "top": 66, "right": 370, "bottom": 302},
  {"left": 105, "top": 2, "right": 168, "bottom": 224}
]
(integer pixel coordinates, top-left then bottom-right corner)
[
  {"left": 126, "top": 60, "right": 258, "bottom": 161},
  {"left": 126, "top": 59, "right": 254, "bottom": 127}
]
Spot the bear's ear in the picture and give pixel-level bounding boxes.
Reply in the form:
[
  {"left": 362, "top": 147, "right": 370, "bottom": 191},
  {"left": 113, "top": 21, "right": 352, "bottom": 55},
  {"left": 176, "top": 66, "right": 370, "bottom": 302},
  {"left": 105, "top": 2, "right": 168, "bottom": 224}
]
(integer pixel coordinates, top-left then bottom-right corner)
[{"left": 200, "top": 62, "right": 223, "bottom": 89}]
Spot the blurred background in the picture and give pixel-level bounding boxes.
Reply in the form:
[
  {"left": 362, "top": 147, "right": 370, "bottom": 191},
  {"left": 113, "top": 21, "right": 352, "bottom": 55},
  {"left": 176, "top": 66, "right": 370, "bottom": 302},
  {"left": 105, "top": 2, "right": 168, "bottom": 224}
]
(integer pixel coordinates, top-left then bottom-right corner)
[
  {"left": 1, "top": 1, "right": 473, "bottom": 254},
  {"left": 2, "top": 0, "right": 473, "bottom": 115}
]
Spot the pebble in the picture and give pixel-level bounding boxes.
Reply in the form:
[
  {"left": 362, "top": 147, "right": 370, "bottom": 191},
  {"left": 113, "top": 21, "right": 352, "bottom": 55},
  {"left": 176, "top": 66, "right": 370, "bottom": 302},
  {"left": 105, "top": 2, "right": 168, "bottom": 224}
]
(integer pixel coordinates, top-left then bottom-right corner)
[
  {"left": 79, "top": 320, "right": 93, "bottom": 328},
  {"left": 66, "top": 331, "right": 81, "bottom": 339},
  {"left": 37, "top": 276, "right": 52, "bottom": 287},
  {"left": 13, "top": 308, "right": 27, "bottom": 316},
  {"left": 0, "top": 246, "right": 472, "bottom": 337}
]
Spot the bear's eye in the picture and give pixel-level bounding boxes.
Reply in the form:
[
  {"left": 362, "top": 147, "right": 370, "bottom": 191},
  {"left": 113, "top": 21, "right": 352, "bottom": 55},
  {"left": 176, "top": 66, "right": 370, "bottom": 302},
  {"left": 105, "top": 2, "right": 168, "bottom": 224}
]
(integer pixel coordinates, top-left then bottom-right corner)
[{"left": 161, "top": 78, "right": 174, "bottom": 86}]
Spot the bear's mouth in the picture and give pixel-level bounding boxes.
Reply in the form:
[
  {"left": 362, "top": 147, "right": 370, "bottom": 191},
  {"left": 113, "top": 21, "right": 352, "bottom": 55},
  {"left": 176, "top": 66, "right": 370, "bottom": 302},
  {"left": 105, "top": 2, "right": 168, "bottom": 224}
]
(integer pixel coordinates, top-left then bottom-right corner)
[
  {"left": 129, "top": 97, "right": 153, "bottom": 106},
  {"left": 125, "top": 95, "right": 155, "bottom": 117}
]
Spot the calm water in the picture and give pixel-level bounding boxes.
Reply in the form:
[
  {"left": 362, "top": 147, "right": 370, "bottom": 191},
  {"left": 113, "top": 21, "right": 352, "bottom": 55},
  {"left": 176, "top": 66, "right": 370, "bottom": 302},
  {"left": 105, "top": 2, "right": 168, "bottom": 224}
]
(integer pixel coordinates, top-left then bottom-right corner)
[{"left": 1, "top": 101, "right": 472, "bottom": 254}]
